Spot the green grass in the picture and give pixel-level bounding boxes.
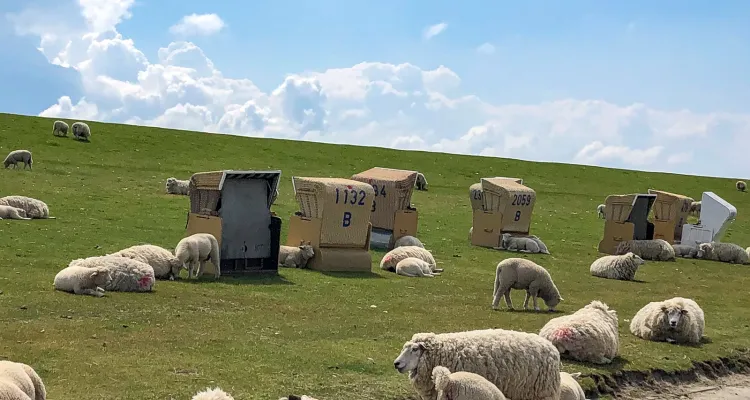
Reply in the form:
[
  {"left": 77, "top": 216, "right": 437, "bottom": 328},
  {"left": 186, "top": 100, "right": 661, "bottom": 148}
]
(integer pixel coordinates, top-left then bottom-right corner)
[{"left": 1, "top": 112, "right": 749, "bottom": 400}]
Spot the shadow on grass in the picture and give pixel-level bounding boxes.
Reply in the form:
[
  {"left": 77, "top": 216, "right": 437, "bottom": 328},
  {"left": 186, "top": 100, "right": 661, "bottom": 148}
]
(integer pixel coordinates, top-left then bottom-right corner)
[
  {"left": 320, "top": 271, "right": 384, "bottom": 279},
  {"left": 566, "top": 355, "right": 630, "bottom": 372},
  {"left": 494, "top": 308, "right": 568, "bottom": 315},
  {"left": 174, "top": 274, "right": 295, "bottom": 286}
]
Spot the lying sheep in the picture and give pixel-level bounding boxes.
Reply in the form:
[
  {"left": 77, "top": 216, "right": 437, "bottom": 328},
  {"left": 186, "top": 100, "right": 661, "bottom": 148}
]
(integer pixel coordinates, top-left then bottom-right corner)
[
  {"left": 54, "top": 265, "right": 111, "bottom": 297},
  {"left": 527, "top": 234, "right": 550, "bottom": 254},
  {"left": 192, "top": 387, "right": 234, "bottom": 400},
  {"left": 396, "top": 257, "right": 441, "bottom": 278},
  {"left": 0, "top": 360, "right": 47, "bottom": 400},
  {"left": 175, "top": 233, "right": 221, "bottom": 279},
  {"left": 0, "top": 196, "right": 54, "bottom": 219},
  {"left": 495, "top": 233, "right": 548, "bottom": 254},
  {"left": 596, "top": 204, "right": 606, "bottom": 219},
  {"left": 432, "top": 366, "right": 507, "bottom": 400},
  {"left": 697, "top": 241, "right": 750, "bottom": 264},
  {"left": 380, "top": 246, "right": 441, "bottom": 273},
  {"left": 0, "top": 205, "right": 30, "bottom": 220},
  {"left": 69, "top": 255, "right": 155, "bottom": 292},
  {"left": 672, "top": 243, "right": 703, "bottom": 259},
  {"left": 539, "top": 300, "right": 619, "bottom": 364},
  {"left": 165, "top": 177, "right": 190, "bottom": 195},
  {"left": 71, "top": 121, "right": 91, "bottom": 141},
  {"left": 689, "top": 201, "right": 701, "bottom": 218},
  {"left": 394, "top": 329, "right": 561, "bottom": 400},
  {"left": 615, "top": 239, "right": 675, "bottom": 261},
  {"left": 393, "top": 235, "right": 425, "bottom": 249},
  {"left": 278, "top": 244, "right": 315, "bottom": 268},
  {"left": 108, "top": 244, "right": 183, "bottom": 280},
  {"left": 737, "top": 180, "right": 746, "bottom": 192},
  {"left": 559, "top": 372, "right": 586, "bottom": 400},
  {"left": 492, "top": 258, "right": 563, "bottom": 312},
  {"left": 630, "top": 297, "right": 705, "bottom": 345},
  {"left": 589, "top": 252, "right": 645, "bottom": 281},
  {"left": 415, "top": 172, "right": 428, "bottom": 191},
  {"left": 52, "top": 120, "right": 69, "bottom": 137},
  {"left": 3, "top": 150, "right": 33, "bottom": 170}
]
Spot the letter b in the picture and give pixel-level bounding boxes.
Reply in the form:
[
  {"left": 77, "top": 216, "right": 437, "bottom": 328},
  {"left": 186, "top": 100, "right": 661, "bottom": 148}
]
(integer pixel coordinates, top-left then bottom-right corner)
[{"left": 342, "top": 212, "right": 352, "bottom": 227}]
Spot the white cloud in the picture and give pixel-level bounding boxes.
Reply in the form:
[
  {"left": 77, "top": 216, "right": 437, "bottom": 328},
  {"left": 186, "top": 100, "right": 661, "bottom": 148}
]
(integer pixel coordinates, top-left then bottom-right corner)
[
  {"left": 423, "top": 22, "right": 447, "bottom": 40},
  {"left": 574, "top": 141, "right": 664, "bottom": 166},
  {"left": 476, "top": 43, "right": 496, "bottom": 55},
  {"left": 169, "top": 13, "right": 226, "bottom": 37}
]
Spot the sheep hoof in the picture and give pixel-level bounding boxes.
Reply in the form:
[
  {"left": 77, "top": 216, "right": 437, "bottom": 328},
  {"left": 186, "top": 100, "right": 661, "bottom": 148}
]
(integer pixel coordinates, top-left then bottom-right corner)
[
  {"left": 534, "top": 307, "right": 541, "bottom": 311},
  {"left": 666, "top": 338, "right": 677, "bottom": 344}
]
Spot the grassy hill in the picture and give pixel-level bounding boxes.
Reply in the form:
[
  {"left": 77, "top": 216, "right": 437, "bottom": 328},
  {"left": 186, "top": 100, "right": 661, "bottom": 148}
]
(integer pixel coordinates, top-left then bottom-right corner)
[{"left": 0, "top": 112, "right": 748, "bottom": 400}]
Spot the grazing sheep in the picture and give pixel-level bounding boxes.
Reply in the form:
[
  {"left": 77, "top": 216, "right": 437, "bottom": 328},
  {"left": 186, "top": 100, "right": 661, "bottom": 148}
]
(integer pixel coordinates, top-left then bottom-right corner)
[
  {"left": 69, "top": 256, "right": 155, "bottom": 292},
  {"left": 278, "top": 244, "right": 315, "bottom": 268},
  {"left": 279, "top": 396, "right": 318, "bottom": 400},
  {"left": 559, "top": 372, "right": 586, "bottom": 400},
  {"left": 165, "top": 177, "right": 190, "bottom": 195},
  {"left": 108, "top": 244, "right": 183, "bottom": 280},
  {"left": 192, "top": 387, "right": 234, "bottom": 400},
  {"left": 0, "top": 196, "right": 54, "bottom": 219},
  {"left": 394, "top": 329, "right": 562, "bottom": 400},
  {"left": 539, "top": 300, "right": 619, "bottom": 364},
  {"left": 697, "top": 241, "right": 750, "bottom": 265},
  {"left": 689, "top": 201, "right": 701, "bottom": 218},
  {"left": 672, "top": 243, "right": 703, "bottom": 259},
  {"left": 415, "top": 172, "right": 428, "bottom": 191},
  {"left": 0, "top": 205, "right": 30, "bottom": 220},
  {"left": 596, "top": 204, "right": 606, "bottom": 219},
  {"left": 394, "top": 235, "right": 425, "bottom": 249},
  {"left": 3, "top": 150, "right": 33, "bottom": 170},
  {"left": 52, "top": 120, "right": 69, "bottom": 137},
  {"left": 615, "top": 239, "right": 675, "bottom": 261},
  {"left": 495, "top": 233, "right": 547, "bottom": 254},
  {"left": 53, "top": 265, "right": 111, "bottom": 297},
  {"left": 0, "top": 360, "right": 47, "bottom": 400},
  {"left": 492, "top": 258, "right": 563, "bottom": 312},
  {"left": 432, "top": 366, "right": 507, "bottom": 400},
  {"left": 630, "top": 297, "right": 705, "bottom": 345},
  {"left": 589, "top": 252, "right": 645, "bottom": 281},
  {"left": 737, "top": 180, "right": 746, "bottom": 192},
  {"left": 396, "top": 257, "right": 441, "bottom": 278},
  {"left": 71, "top": 121, "right": 91, "bottom": 141},
  {"left": 175, "top": 233, "right": 221, "bottom": 279},
  {"left": 380, "top": 246, "right": 441, "bottom": 273}
]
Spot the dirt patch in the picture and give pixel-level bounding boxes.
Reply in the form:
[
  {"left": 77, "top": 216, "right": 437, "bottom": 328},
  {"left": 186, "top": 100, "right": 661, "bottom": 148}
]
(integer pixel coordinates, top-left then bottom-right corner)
[{"left": 617, "top": 373, "right": 750, "bottom": 399}]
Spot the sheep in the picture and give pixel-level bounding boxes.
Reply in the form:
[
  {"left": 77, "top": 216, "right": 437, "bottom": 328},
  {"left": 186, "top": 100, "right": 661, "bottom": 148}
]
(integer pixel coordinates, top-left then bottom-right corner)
[
  {"left": 278, "top": 244, "right": 315, "bottom": 268},
  {"left": 394, "top": 328, "right": 562, "bottom": 400},
  {"left": 431, "top": 366, "right": 507, "bottom": 400},
  {"left": 629, "top": 297, "right": 705, "bottom": 345},
  {"left": 0, "top": 360, "right": 47, "bottom": 400},
  {"left": 71, "top": 121, "right": 91, "bottom": 141},
  {"left": 165, "top": 177, "right": 190, "bottom": 195},
  {"left": 737, "top": 180, "right": 746, "bottom": 192},
  {"left": 539, "top": 300, "right": 619, "bottom": 364},
  {"left": 3, "top": 150, "right": 33, "bottom": 170},
  {"left": 52, "top": 120, "right": 69, "bottom": 137},
  {"left": 394, "top": 235, "right": 425, "bottom": 249},
  {"left": 192, "top": 387, "right": 234, "bottom": 400},
  {"left": 596, "top": 203, "right": 606, "bottom": 219},
  {"left": 559, "top": 372, "right": 586, "bottom": 400},
  {"left": 380, "top": 245, "right": 441, "bottom": 273},
  {"left": 697, "top": 241, "right": 750, "bottom": 264},
  {"left": 53, "top": 265, "right": 111, "bottom": 297},
  {"left": 615, "top": 239, "right": 675, "bottom": 261},
  {"left": 491, "top": 258, "right": 563, "bottom": 312},
  {"left": 689, "top": 201, "right": 701, "bottom": 218},
  {"left": 108, "top": 244, "right": 183, "bottom": 280},
  {"left": 0, "top": 196, "right": 54, "bottom": 219},
  {"left": 69, "top": 255, "right": 155, "bottom": 292},
  {"left": 415, "top": 172, "right": 428, "bottom": 191},
  {"left": 527, "top": 234, "right": 550, "bottom": 254},
  {"left": 0, "top": 205, "right": 30, "bottom": 220},
  {"left": 672, "top": 243, "right": 703, "bottom": 259},
  {"left": 396, "top": 257, "right": 441, "bottom": 278},
  {"left": 175, "top": 233, "right": 221, "bottom": 279},
  {"left": 495, "top": 233, "right": 548, "bottom": 254},
  {"left": 589, "top": 252, "right": 645, "bottom": 281}
]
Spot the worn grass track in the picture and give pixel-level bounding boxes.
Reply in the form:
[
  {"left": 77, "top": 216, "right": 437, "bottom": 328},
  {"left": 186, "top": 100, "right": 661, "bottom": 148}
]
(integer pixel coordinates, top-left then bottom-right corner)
[{"left": 0, "top": 112, "right": 748, "bottom": 400}]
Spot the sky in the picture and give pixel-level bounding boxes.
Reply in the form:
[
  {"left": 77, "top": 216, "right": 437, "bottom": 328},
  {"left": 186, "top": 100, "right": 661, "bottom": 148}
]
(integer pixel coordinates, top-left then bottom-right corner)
[{"left": 1, "top": 0, "right": 749, "bottom": 178}]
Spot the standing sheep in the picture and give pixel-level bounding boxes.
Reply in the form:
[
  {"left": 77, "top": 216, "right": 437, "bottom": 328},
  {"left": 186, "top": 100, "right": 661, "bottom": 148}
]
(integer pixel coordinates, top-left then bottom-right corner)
[
  {"left": 629, "top": 297, "right": 705, "bottom": 345},
  {"left": 393, "top": 235, "right": 425, "bottom": 249},
  {"left": 559, "top": 372, "right": 586, "bottom": 400},
  {"left": 192, "top": 387, "right": 234, "bottom": 400},
  {"left": 108, "top": 244, "right": 183, "bottom": 280},
  {"left": 380, "top": 246, "right": 441, "bottom": 273},
  {"left": 52, "top": 120, "right": 69, "bottom": 137},
  {"left": 175, "top": 233, "right": 221, "bottom": 279},
  {"left": 0, "top": 196, "right": 54, "bottom": 219},
  {"left": 278, "top": 244, "right": 315, "bottom": 268},
  {"left": 3, "top": 150, "right": 33, "bottom": 170},
  {"left": 539, "top": 300, "right": 619, "bottom": 364},
  {"left": 672, "top": 243, "right": 703, "bottom": 259},
  {"left": 415, "top": 172, "right": 428, "bottom": 191},
  {"left": 431, "top": 366, "right": 507, "bottom": 400},
  {"left": 0, "top": 360, "right": 47, "bottom": 400},
  {"left": 615, "top": 239, "right": 675, "bottom": 261},
  {"left": 697, "top": 241, "right": 750, "bottom": 264},
  {"left": 53, "top": 265, "right": 111, "bottom": 297},
  {"left": 396, "top": 257, "right": 441, "bottom": 278},
  {"left": 165, "top": 177, "right": 190, "bottom": 195},
  {"left": 0, "top": 205, "right": 30, "bottom": 220},
  {"left": 589, "top": 252, "right": 645, "bottom": 281},
  {"left": 689, "top": 201, "right": 701, "bottom": 218},
  {"left": 596, "top": 204, "right": 606, "bottom": 219},
  {"left": 69, "top": 256, "right": 156, "bottom": 292},
  {"left": 394, "top": 328, "right": 562, "bottom": 400},
  {"left": 491, "top": 258, "right": 563, "bottom": 312},
  {"left": 71, "top": 121, "right": 91, "bottom": 141},
  {"left": 737, "top": 180, "right": 746, "bottom": 192}
]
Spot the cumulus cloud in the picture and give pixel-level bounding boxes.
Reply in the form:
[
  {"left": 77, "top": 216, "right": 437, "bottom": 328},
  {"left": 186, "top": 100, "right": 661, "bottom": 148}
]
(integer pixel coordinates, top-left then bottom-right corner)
[
  {"left": 476, "top": 43, "right": 496, "bottom": 55},
  {"left": 169, "top": 13, "right": 226, "bottom": 37},
  {"left": 423, "top": 22, "right": 447, "bottom": 40}
]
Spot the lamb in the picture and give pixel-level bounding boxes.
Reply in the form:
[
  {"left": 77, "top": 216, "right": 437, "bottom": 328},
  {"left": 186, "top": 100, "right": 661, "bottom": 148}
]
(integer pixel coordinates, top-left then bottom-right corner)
[
  {"left": 559, "top": 372, "right": 586, "bottom": 400},
  {"left": 69, "top": 255, "right": 155, "bottom": 292},
  {"left": 596, "top": 203, "right": 606, "bottom": 219},
  {"left": 165, "top": 177, "right": 190, "bottom": 195},
  {"left": 539, "top": 300, "right": 619, "bottom": 364},
  {"left": 527, "top": 234, "right": 550, "bottom": 254},
  {"left": 415, "top": 172, "right": 428, "bottom": 191},
  {"left": 0, "top": 360, "right": 47, "bottom": 400},
  {"left": 53, "top": 265, "right": 111, "bottom": 297},
  {"left": 495, "top": 233, "right": 548, "bottom": 254},
  {"left": 394, "top": 235, "right": 425, "bottom": 248},
  {"left": 689, "top": 201, "right": 701, "bottom": 218},
  {"left": 737, "top": 180, "right": 746, "bottom": 192},
  {"left": 615, "top": 239, "right": 675, "bottom": 261},
  {"left": 380, "top": 245, "right": 441, "bottom": 273},
  {"left": 589, "top": 252, "right": 645, "bottom": 281},
  {"left": 491, "top": 258, "right": 563, "bottom": 312},
  {"left": 629, "top": 297, "right": 705, "bottom": 345},
  {"left": 431, "top": 366, "right": 507, "bottom": 400},
  {"left": 278, "top": 244, "right": 315, "bottom": 268},
  {"left": 108, "top": 244, "right": 183, "bottom": 280},
  {"left": 672, "top": 243, "right": 703, "bottom": 259},
  {"left": 394, "top": 328, "right": 562, "bottom": 400},
  {"left": 175, "top": 233, "right": 221, "bottom": 279},
  {"left": 0, "top": 205, "right": 30, "bottom": 220},
  {"left": 0, "top": 196, "right": 54, "bottom": 219},
  {"left": 192, "top": 387, "right": 234, "bottom": 400},
  {"left": 396, "top": 257, "right": 441, "bottom": 278},
  {"left": 52, "top": 120, "right": 69, "bottom": 137},
  {"left": 697, "top": 241, "right": 750, "bottom": 264},
  {"left": 71, "top": 121, "right": 91, "bottom": 141},
  {"left": 3, "top": 150, "right": 33, "bottom": 170}
]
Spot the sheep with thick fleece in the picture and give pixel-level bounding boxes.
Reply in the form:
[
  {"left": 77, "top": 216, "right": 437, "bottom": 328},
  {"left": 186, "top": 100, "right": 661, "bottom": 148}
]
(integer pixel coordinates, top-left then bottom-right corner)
[
  {"left": 596, "top": 204, "right": 606, "bottom": 219},
  {"left": 380, "top": 246, "right": 441, "bottom": 273},
  {"left": 394, "top": 235, "right": 425, "bottom": 248},
  {"left": 52, "top": 120, "right": 69, "bottom": 137},
  {"left": 53, "top": 265, "right": 111, "bottom": 297},
  {"left": 492, "top": 258, "right": 563, "bottom": 312},
  {"left": 394, "top": 329, "right": 561, "bottom": 400},
  {"left": 4, "top": 150, "right": 33, "bottom": 170},
  {"left": 559, "top": 372, "right": 586, "bottom": 400},
  {"left": 192, "top": 387, "right": 234, "bottom": 400},
  {"left": 698, "top": 241, "right": 750, "bottom": 264},
  {"left": 737, "top": 180, "right": 746, "bottom": 192},
  {"left": 278, "top": 244, "right": 315, "bottom": 268},
  {"left": 415, "top": 172, "right": 428, "bottom": 191},
  {"left": 689, "top": 201, "right": 701, "bottom": 218},
  {"left": 615, "top": 239, "right": 675, "bottom": 261},
  {"left": 165, "top": 177, "right": 190, "bottom": 195},
  {"left": 175, "top": 233, "right": 221, "bottom": 279},
  {"left": 589, "top": 252, "right": 645, "bottom": 281},
  {"left": 69, "top": 255, "right": 155, "bottom": 292},
  {"left": 539, "top": 300, "right": 619, "bottom": 364},
  {"left": 672, "top": 243, "right": 703, "bottom": 259},
  {"left": 108, "top": 244, "right": 183, "bottom": 280},
  {"left": 396, "top": 257, "right": 441, "bottom": 278},
  {"left": 0, "top": 196, "right": 54, "bottom": 219},
  {"left": 0, "top": 360, "right": 47, "bottom": 400},
  {"left": 432, "top": 366, "right": 506, "bottom": 400},
  {"left": 630, "top": 297, "right": 705, "bottom": 345},
  {"left": 0, "top": 205, "right": 30, "bottom": 220},
  {"left": 496, "top": 233, "right": 549, "bottom": 254},
  {"left": 71, "top": 121, "right": 91, "bottom": 141}
]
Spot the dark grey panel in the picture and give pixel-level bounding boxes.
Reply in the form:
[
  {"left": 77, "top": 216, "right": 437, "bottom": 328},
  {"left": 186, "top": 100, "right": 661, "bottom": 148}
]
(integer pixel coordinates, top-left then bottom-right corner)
[{"left": 219, "top": 178, "right": 272, "bottom": 259}]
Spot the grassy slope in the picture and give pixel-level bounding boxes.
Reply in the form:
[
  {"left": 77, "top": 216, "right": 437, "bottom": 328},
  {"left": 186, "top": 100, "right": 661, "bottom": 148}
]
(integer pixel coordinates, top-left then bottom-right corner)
[{"left": 0, "top": 112, "right": 748, "bottom": 400}]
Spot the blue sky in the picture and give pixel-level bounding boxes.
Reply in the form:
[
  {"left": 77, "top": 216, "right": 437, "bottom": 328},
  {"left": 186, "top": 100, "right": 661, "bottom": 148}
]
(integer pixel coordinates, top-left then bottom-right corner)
[{"left": 1, "top": 0, "right": 749, "bottom": 178}]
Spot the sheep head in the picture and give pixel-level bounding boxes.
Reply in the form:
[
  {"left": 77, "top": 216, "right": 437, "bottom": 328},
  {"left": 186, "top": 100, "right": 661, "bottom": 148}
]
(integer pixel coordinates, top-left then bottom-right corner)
[{"left": 661, "top": 302, "right": 688, "bottom": 329}]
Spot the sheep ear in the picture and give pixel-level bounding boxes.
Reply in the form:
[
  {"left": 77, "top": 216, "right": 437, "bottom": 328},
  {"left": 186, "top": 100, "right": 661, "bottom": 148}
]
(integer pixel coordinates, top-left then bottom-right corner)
[
  {"left": 90, "top": 271, "right": 99, "bottom": 277},
  {"left": 681, "top": 309, "right": 688, "bottom": 315},
  {"left": 661, "top": 305, "right": 668, "bottom": 312},
  {"left": 571, "top": 372, "right": 581, "bottom": 378}
]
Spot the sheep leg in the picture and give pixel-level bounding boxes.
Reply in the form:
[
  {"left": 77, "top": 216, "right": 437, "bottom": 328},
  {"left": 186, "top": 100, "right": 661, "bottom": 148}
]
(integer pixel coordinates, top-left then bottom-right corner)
[
  {"left": 503, "top": 290, "right": 514, "bottom": 310},
  {"left": 187, "top": 260, "right": 197, "bottom": 279},
  {"left": 197, "top": 260, "right": 205, "bottom": 277},
  {"left": 74, "top": 286, "right": 104, "bottom": 297},
  {"left": 523, "top": 291, "right": 531, "bottom": 310}
]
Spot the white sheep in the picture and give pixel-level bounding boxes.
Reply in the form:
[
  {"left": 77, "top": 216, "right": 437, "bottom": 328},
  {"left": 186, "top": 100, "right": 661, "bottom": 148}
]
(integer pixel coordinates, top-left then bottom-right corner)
[
  {"left": 396, "top": 257, "right": 441, "bottom": 278},
  {"left": 71, "top": 121, "right": 91, "bottom": 141},
  {"left": 596, "top": 204, "right": 606, "bottom": 219},
  {"left": 589, "top": 252, "right": 645, "bottom": 281},
  {"left": 3, "top": 150, "right": 33, "bottom": 170},
  {"left": 0, "top": 196, "right": 55, "bottom": 219},
  {"left": 539, "top": 300, "right": 619, "bottom": 364},
  {"left": 492, "top": 258, "right": 563, "bottom": 312},
  {"left": 737, "top": 180, "right": 746, "bottom": 192},
  {"left": 108, "top": 244, "right": 183, "bottom": 280},
  {"left": 559, "top": 372, "right": 586, "bottom": 400},
  {"left": 165, "top": 177, "right": 190, "bottom": 195},
  {"left": 431, "top": 366, "right": 507, "bottom": 400},
  {"left": 53, "top": 265, "right": 111, "bottom": 297},
  {"left": 0, "top": 360, "right": 47, "bottom": 400},
  {"left": 672, "top": 243, "right": 703, "bottom": 259},
  {"left": 394, "top": 329, "right": 562, "bottom": 400},
  {"left": 697, "top": 241, "right": 750, "bottom": 264},
  {"left": 192, "top": 387, "right": 234, "bottom": 400},
  {"left": 380, "top": 246, "right": 441, "bottom": 273},
  {"left": 278, "top": 244, "right": 315, "bottom": 268},
  {"left": 175, "top": 233, "right": 221, "bottom": 279},
  {"left": 52, "top": 120, "right": 69, "bottom": 137},
  {"left": 69, "top": 255, "right": 155, "bottom": 292},
  {"left": 495, "top": 233, "right": 549, "bottom": 254},
  {"left": 527, "top": 234, "right": 550, "bottom": 254},
  {"left": 393, "top": 235, "right": 425, "bottom": 248},
  {"left": 0, "top": 205, "right": 30, "bottom": 220},
  {"left": 415, "top": 172, "right": 428, "bottom": 191},
  {"left": 615, "top": 239, "right": 675, "bottom": 261},
  {"left": 630, "top": 297, "right": 705, "bottom": 345},
  {"left": 689, "top": 201, "right": 701, "bottom": 218}
]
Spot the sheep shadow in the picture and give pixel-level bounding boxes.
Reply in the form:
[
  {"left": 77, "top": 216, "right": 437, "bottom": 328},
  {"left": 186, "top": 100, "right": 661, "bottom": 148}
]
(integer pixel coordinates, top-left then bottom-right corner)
[
  {"left": 320, "top": 271, "right": 384, "bottom": 279},
  {"left": 174, "top": 273, "right": 295, "bottom": 286},
  {"left": 565, "top": 355, "right": 630, "bottom": 373},
  {"left": 494, "top": 308, "right": 567, "bottom": 314}
]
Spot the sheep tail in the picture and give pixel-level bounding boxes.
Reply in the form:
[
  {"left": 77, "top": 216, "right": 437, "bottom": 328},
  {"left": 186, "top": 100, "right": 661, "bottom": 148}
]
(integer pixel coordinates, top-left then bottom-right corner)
[{"left": 432, "top": 366, "right": 451, "bottom": 393}]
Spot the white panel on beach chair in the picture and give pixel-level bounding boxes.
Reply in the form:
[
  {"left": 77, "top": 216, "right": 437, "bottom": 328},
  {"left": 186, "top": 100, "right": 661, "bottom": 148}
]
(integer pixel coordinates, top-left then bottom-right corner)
[{"left": 680, "top": 191, "right": 737, "bottom": 245}]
